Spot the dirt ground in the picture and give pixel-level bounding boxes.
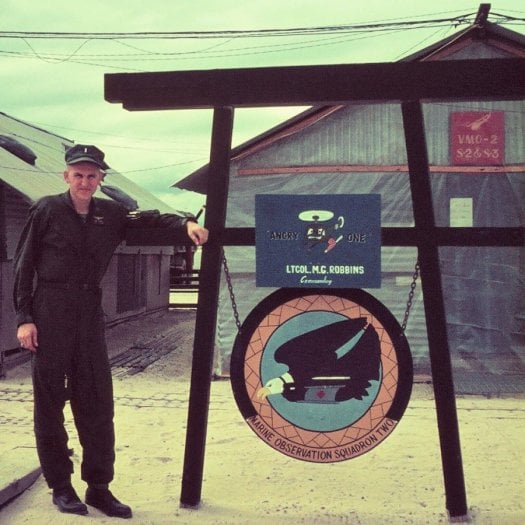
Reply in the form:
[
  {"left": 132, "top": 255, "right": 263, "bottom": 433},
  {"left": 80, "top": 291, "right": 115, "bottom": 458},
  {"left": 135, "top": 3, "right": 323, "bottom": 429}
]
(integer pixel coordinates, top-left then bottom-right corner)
[{"left": 0, "top": 309, "right": 524, "bottom": 524}]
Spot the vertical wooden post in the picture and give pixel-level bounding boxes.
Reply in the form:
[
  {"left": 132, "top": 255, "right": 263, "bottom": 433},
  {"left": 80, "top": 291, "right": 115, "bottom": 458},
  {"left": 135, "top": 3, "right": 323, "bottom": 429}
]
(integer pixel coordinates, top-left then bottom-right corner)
[
  {"left": 401, "top": 100, "right": 468, "bottom": 519},
  {"left": 180, "top": 106, "right": 234, "bottom": 508},
  {"left": 0, "top": 183, "right": 5, "bottom": 378}
]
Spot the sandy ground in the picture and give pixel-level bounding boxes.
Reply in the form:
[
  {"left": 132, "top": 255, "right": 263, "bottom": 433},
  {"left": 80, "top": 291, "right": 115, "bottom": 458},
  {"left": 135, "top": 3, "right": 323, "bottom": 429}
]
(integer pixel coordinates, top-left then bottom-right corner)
[{"left": 0, "top": 309, "right": 524, "bottom": 524}]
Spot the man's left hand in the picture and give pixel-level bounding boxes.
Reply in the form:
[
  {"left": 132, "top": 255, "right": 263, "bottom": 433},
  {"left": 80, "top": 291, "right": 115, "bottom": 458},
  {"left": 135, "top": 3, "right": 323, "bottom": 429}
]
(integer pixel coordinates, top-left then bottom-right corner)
[{"left": 186, "top": 221, "right": 209, "bottom": 246}]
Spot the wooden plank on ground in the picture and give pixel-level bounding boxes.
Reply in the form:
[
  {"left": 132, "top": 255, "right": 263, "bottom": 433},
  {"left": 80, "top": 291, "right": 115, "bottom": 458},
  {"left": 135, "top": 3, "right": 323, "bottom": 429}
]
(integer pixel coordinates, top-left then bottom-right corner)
[{"left": 0, "top": 447, "right": 41, "bottom": 506}]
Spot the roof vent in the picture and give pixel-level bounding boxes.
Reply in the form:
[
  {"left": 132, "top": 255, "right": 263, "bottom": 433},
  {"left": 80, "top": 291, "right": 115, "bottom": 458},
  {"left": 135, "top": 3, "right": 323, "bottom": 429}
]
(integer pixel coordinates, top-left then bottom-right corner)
[
  {"left": 0, "top": 135, "right": 37, "bottom": 165},
  {"left": 99, "top": 184, "right": 139, "bottom": 211}
]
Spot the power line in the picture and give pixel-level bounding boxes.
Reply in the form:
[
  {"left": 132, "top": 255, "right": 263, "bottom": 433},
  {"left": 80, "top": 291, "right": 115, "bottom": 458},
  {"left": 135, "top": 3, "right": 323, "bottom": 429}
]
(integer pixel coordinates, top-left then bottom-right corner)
[
  {"left": 0, "top": 26, "right": 472, "bottom": 72},
  {"left": 14, "top": 8, "right": 525, "bottom": 43},
  {"left": 0, "top": 15, "right": 478, "bottom": 40},
  {"left": 2, "top": 10, "right": 524, "bottom": 43},
  {"left": 0, "top": 10, "right": 522, "bottom": 70},
  {"left": 1, "top": 28, "right": 416, "bottom": 62}
]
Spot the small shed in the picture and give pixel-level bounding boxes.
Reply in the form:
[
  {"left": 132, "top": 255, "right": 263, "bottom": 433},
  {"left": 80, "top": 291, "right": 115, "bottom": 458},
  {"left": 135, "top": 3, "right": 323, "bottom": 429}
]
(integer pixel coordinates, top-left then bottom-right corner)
[
  {"left": 0, "top": 112, "right": 178, "bottom": 365},
  {"left": 175, "top": 18, "right": 525, "bottom": 376}
]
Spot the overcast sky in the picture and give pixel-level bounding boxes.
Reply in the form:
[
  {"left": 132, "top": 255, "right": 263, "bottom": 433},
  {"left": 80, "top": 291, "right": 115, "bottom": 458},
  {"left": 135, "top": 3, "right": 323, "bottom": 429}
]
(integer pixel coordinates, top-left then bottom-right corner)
[{"left": 2, "top": 0, "right": 524, "bottom": 211}]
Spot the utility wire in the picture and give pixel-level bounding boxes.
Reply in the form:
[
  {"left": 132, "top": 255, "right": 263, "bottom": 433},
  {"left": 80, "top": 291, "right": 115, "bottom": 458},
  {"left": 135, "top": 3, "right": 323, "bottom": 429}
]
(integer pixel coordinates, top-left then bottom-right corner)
[
  {"left": 2, "top": 28, "right": 413, "bottom": 62},
  {"left": 1, "top": 11, "right": 522, "bottom": 70},
  {"left": 1, "top": 10, "right": 523, "bottom": 42},
  {"left": 1, "top": 10, "right": 523, "bottom": 70},
  {"left": 0, "top": 13, "right": 485, "bottom": 40}
]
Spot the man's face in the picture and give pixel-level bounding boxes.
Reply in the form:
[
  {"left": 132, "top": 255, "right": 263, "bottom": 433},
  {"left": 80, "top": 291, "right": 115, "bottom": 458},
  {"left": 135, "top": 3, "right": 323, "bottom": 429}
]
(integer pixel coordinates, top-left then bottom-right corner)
[{"left": 63, "top": 162, "right": 103, "bottom": 205}]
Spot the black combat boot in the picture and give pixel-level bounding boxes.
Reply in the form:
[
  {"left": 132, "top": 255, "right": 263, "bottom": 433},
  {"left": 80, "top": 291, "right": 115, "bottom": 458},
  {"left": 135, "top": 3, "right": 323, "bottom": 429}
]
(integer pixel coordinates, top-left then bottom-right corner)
[
  {"left": 52, "top": 484, "right": 88, "bottom": 515},
  {"left": 85, "top": 486, "right": 132, "bottom": 519}
]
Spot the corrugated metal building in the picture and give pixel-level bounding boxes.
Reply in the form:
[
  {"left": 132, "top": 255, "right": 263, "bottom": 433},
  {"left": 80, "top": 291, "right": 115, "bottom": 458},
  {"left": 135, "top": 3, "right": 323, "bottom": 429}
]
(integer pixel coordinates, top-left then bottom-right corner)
[
  {"left": 0, "top": 112, "right": 178, "bottom": 364},
  {"left": 176, "top": 19, "right": 525, "bottom": 376}
]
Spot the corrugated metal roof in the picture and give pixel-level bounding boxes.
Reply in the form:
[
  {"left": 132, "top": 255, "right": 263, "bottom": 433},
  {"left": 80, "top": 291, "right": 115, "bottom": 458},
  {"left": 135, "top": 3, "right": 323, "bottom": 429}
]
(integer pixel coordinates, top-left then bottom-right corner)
[
  {"left": 174, "top": 19, "right": 525, "bottom": 194},
  {"left": 0, "top": 112, "right": 176, "bottom": 213}
]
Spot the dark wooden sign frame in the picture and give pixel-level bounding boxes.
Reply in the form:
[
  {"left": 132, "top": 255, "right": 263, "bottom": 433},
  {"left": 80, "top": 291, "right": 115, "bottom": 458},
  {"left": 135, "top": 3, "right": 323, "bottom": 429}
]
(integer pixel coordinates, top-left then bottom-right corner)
[{"left": 107, "top": 57, "right": 525, "bottom": 520}]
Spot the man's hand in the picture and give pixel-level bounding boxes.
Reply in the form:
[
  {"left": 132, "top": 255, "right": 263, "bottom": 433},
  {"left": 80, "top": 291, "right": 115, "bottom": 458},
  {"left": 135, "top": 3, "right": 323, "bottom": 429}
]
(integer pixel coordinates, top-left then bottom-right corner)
[
  {"left": 186, "top": 221, "right": 209, "bottom": 246},
  {"left": 17, "top": 323, "right": 38, "bottom": 352}
]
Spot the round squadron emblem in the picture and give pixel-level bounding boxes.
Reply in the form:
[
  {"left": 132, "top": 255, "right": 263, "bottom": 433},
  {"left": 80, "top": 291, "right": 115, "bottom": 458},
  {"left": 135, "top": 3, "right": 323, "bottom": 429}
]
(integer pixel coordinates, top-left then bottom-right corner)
[{"left": 230, "top": 288, "right": 413, "bottom": 462}]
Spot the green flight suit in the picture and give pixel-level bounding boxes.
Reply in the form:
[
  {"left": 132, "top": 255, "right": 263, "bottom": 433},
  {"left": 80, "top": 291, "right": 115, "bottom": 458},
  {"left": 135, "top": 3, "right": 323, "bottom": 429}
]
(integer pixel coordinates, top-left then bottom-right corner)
[{"left": 13, "top": 191, "right": 190, "bottom": 488}]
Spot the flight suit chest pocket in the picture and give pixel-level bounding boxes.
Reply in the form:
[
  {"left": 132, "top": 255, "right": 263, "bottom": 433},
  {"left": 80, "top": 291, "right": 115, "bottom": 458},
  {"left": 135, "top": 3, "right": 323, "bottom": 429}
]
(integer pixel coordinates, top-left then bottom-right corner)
[{"left": 42, "top": 221, "right": 81, "bottom": 252}]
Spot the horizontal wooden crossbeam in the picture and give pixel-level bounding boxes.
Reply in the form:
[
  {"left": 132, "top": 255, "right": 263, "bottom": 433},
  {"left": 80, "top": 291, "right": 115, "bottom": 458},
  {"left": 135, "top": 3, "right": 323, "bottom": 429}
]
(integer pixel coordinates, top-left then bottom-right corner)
[
  {"left": 125, "top": 226, "right": 524, "bottom": 247},
  {"left": 105, "top": 58, "right": 525, "bottom": 110}
]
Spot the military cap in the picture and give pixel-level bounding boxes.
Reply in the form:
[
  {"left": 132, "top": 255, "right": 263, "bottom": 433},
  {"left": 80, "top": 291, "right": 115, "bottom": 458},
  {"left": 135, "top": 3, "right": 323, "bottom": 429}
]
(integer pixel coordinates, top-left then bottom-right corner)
[{"left": 65, "top": 144, "right": 109, "bottom": 170}]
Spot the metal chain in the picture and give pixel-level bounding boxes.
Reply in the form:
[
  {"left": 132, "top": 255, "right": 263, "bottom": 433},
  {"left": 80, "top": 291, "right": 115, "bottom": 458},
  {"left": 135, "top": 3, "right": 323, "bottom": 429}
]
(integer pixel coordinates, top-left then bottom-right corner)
[
  {"left": 401, "top": 260, "right": 420, "bottom": 332},
  {"left": 223, "top": 248, "right": 419, "bottom": 334},
  {"left": 222, "top": 248, "right": 242, "bottom": 332}
]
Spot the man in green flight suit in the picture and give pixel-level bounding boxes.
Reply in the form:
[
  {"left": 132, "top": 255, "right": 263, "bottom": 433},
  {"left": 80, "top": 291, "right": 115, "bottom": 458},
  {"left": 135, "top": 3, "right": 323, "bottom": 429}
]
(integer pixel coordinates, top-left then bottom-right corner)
[{"left": 13, "top": 144, "right": 208, "bottom": 518}]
